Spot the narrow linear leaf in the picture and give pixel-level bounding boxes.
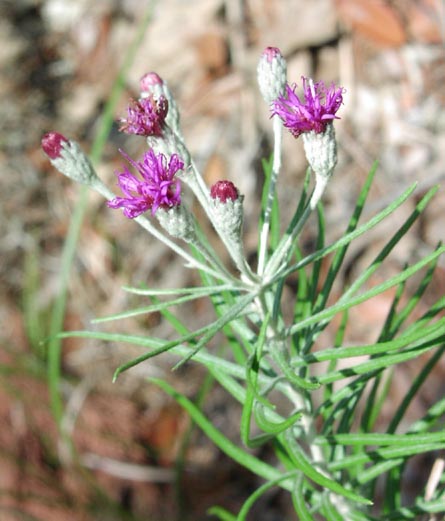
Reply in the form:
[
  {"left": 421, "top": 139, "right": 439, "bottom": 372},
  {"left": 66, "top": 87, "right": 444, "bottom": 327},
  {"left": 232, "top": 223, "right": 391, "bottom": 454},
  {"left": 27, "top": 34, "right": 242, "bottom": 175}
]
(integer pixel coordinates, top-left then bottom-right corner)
[
  {"left": 291, "top": 474, "right": 314, "bottom": 521},
  {"left": 318, "top": 341, "right": 443, "bottom": 386},
  {"left": 316, "top": 432, "right": 445, "bottom": 446},
  {"left": 283, "top": 432, "right": 372, "bottom": 505},
  {"left": 93, "top": 290, "right": 238, "bottom": 323},
  {"left": 274, "top": 182, "right": 417, "bottom": 282},
  {"left": 172, "top": 292, "right": 257, "bottom": 369},
  {"left": 313, "top": 162, "right": 378, "bottom": 315},
  {"left": 387, "top": 344, "right": 445, "bottom": 434},
  {"left": 207, "top": 506, "right": 236, "bottom": 521},
  {"left": 287, "top": 246, "right": 445, "bottom": 337},
  {"left": 254, "top": 404, "right": 302, "bottom": 436},
  {"left": 122, "top": 284, "right": 238, "bottom": 296},
  {"left": 304, "top": 318, "right": 445, "bottom": 363},
  {"left": 241, "top": 312, "right": 272, "bottom": 448},
  {"left": 236, "top": 471, "right": 300, "bottom": 521},
  {"left": 330, "top": 443, "right": 445, "bottom": 471},
  {"left": 150, "top": 378, "right": 295, "bottom": 491},
  {"left": 321, "top": 492, "right": 344, "bottom": 521}
]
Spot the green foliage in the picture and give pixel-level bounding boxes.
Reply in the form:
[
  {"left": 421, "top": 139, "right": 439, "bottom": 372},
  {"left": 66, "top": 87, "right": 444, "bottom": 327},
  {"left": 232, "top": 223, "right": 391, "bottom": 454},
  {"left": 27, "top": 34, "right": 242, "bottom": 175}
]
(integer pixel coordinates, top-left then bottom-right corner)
[{"left": 61, "top": 156, "right": 445, "bottom": 518}]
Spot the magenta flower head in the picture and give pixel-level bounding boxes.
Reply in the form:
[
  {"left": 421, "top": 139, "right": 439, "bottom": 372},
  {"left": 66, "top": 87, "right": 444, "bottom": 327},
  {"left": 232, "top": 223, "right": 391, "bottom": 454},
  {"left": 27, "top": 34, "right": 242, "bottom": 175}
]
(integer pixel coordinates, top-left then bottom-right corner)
[
  {"left": 139, "top": 71, "right": 181, "bottom": 136},
  {"left": 119, "top": 96, "right": 168, "bottom": 136},
  {"left": 107, "top": 149, "right": 183, "bottom": 219},
  {"left": 272, "top": 77, "right": 344, "bottom": 138}
]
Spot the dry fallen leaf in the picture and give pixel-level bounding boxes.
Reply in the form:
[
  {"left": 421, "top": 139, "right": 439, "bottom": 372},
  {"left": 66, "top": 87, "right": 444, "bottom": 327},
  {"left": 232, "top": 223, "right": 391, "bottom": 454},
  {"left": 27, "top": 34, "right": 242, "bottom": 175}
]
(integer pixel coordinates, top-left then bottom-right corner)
[{"left": 335, "top": 0, "right": 407, "bottom": 47}]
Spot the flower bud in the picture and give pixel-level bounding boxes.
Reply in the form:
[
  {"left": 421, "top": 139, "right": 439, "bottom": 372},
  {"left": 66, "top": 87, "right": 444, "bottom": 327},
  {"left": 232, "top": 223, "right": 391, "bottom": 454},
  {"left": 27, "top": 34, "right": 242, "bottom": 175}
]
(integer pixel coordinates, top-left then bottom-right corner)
[
  {"left": 257, "top": 47, "right": 287, "bottom": 104},
  {"left": 41, "top": 131, "right": 68, "bottom": 159},
  {"left": 210, "top": 180, "right": 239, "bottom": 203},
  {"left": 210, "top": 180, "right": 243, "bottom": 240},
  {"left": 41, "top": 132, "right": 98, "bottom": 186},
  {"left": 140, "top": 72, "right": 163, "bottom": 92},
  {"left": 140, "top": 71, "right": 181, "bottom": 135}
]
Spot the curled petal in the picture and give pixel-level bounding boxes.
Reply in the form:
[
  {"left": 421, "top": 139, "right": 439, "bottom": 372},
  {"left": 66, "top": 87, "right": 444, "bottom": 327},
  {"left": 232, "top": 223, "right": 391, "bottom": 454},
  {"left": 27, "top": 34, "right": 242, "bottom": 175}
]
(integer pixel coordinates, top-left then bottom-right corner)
[{"left": 107, "top": 149, "right": 183, "bottom": 218}]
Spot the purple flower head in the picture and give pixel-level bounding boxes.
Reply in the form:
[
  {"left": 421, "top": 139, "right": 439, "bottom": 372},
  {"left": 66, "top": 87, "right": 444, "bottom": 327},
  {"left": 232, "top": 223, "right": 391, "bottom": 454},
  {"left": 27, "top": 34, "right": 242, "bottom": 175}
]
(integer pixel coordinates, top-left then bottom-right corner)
[
  {"left": 107, "top": 149, "right": 183, "bottom": 219},
  {"left": 272, "top": 77, "right": 344, "bottom": 138},
  {"left": 119, "top": 96, "right": 168, "bottom": 136}
]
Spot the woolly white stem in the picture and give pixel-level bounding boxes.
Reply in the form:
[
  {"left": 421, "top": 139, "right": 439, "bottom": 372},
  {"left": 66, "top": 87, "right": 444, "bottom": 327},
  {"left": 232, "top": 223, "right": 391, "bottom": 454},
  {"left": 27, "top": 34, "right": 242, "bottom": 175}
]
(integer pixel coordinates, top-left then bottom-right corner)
[{"left": 257, "top": 115, "right": 283, "bottom": 276}]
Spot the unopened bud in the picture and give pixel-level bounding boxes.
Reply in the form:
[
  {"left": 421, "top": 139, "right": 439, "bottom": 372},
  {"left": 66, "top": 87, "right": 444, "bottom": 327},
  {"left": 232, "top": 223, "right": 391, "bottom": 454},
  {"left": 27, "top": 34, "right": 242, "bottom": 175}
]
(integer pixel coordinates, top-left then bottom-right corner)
[
  {"left": 210, "top": 180, "right": 239, "bottom": 203},
  {"left": 140, "top": 72, "right": 163, "bottom": 91},
  {"left": 41, "top": 131, "right": 68, "bottom": 159},
  {"left": 210, "top": 180, "right": 243, "bottom": 240},
  {"left": 257, "top": 47, "right": 287, "bottom": 104},
  {"left": 140, "top": 71, "right": 181, "bottom": 135},
  {"left": 41, "top": 132, "right": 98, "bottom": 186}
]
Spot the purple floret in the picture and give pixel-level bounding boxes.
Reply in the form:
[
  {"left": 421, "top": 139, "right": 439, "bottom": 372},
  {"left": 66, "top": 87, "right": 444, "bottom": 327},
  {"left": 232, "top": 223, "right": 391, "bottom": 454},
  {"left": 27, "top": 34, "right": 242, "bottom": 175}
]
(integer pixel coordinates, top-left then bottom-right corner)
[
  {"left": 107, "top": 149, "right": 183, "bottom": 218},
  {"left": 272, "top": 77, "right": 344, "bottom": 137},
  {"left": 119, "top": 96, "right": 168, "bottom": 136}
]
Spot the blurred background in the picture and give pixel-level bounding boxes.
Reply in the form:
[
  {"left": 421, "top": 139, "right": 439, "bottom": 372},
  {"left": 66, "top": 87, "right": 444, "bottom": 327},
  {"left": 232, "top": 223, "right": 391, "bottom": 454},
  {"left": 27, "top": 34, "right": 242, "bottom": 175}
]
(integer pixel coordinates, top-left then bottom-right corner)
[{"left": 1, "top": 0, "right": 445, "bottom": 519}]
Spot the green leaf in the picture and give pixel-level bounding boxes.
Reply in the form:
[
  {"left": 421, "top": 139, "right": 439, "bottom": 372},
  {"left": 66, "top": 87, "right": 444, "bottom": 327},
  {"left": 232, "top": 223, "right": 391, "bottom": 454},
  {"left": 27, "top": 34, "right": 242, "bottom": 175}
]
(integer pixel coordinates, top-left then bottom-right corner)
[
  {"left": 150, "top": 378, "right": 295, "bottom": 491},
  {"left": 308, "top": 201, "right": 326, "bottom": 306},
  {"left": 291, "top": 474, "right": 314, "bottom": 521},
  {"left": 304, "top": 318, "right": 445, "bottom": 364},
  {"left": 58, "top": 329, "right": 275, "bottom": 388},
  {"left": 207, "top": 506, "right": 236, "bottom": 521},
  {"left": 236, "top": 471, "right": 300, "bottom": 521},
  {"left": 287, "top": 246, "right": 445, "bottom": 338},
  {"left": 92, "top": 288, "right": 242, "bottom": 323},
  {"left": 274, "top": 182, "right": 418, "bottom": 283},
  {"left": 337, "top": 186, "right": 438, "bottom": 309},
  {"left": 271, "top": 341, "right": 320, "bottom": 390},
  {"left": 258, "top": 154, "right": 274, "bottom": 231},
  {"left": 313, "top": 162, "right": 377, "bottom": 315},
  {"left": 387, "top": 344, "right": 445, "bottom": 434},
  {"left": 329, "top": 443, "right": 445, "bottom": 472},
  {"left": 241, "top": 313, "right": 274, "bottom": 448},
  {"left": 122, "top": 283, "right": 239, "bottom": 296},
  {"left": 317, "top": 338, "right": 444, "bottom": 386},
  {"left": 321, "top": 492, "right": 345, "bottom": 521},
  {"left": 283, "top": 432, "right": 372, "bottom": 505},
  {"left": 253, "top": 402, "right": 302, "bottom": 437},
  {"left": 172, "top": 292, "right": 257, "bottom": 369},
  {"left": 316, "top": 432, "right": 445, "bottom": 446}
]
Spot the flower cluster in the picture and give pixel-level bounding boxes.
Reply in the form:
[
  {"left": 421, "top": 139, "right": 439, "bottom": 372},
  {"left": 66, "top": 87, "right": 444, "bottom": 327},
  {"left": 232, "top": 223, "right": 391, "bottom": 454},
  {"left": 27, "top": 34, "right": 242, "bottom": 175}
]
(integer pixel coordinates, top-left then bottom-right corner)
[
  {"left": 272, "top": 77, "right": 344, "bottom": 137},
  {"left": 119, "top": 96, "right": 168, "bottom": 136},
  {"left": 107, "top": 149, "right": 183, "bottom": 218}
]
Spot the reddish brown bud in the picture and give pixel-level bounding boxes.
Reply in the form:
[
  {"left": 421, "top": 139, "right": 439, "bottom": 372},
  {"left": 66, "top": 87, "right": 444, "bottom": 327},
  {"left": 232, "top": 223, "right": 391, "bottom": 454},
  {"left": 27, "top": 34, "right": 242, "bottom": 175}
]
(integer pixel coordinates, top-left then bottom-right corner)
[
  {"left": 140, "top": 72, "right": 163, "bottom": 92},
  {"left": 262, "top": 46, "right": 282, "bottom": 63},
  {"left": 41, "top": 132, "right": 68, "bottom": 159},
  {"left": 210, "top": 180, "right": 239, "bottom": 203}
]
